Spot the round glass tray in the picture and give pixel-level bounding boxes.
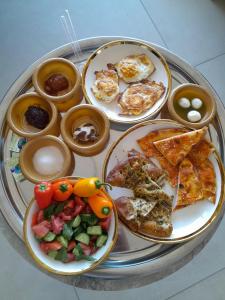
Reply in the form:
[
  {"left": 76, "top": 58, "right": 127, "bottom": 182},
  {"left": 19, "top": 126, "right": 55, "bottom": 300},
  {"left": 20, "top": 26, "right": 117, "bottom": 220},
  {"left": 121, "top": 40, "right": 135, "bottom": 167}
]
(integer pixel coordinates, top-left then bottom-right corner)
[{"left": 0, "top": 36, "right": 224, "bottom": 291}]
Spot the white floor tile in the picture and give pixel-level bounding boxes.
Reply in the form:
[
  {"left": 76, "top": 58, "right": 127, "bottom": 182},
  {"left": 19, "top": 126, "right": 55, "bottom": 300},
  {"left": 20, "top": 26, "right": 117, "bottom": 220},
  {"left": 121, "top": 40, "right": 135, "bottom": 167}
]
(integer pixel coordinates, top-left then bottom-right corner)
[
  {"left": 0, "top": 0, "right": 163, "bottom": 100},
  {"left": 141, "top": 0, "right": 225, "bottom": 65},
  {"left": 197, "top": 53, "right": 225, "bottom": 103},
  {"left": 0, "top": 229, "right": 75, "bottom": 300},
  {"left": 168, "top": 268, "right": 225, "bottom": 300}
]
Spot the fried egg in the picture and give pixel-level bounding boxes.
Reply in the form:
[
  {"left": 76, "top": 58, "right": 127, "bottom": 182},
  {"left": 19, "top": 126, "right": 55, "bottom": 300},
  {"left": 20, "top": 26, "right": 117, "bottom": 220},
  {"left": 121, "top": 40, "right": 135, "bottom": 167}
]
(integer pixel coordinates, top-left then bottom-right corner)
[
  {"left": 118, "top": 80, "right": 165, "bottom": 116},
  {"left": 115, "top": 54, "right": 155, "bottom": 83},
  {"left": 91, "top": 70, "right": 119, "bottom": 103}
]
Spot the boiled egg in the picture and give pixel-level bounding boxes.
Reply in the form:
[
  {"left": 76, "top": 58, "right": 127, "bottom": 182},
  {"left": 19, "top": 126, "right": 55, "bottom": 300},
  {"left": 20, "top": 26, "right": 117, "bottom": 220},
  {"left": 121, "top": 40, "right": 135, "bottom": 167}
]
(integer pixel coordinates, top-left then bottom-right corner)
[
  {"left": 187, "top": 110, "right": 201, "bottom": 122},
  {"left": 178, "top": 97, "right": 191, "bottom": 108},
  {"left": 191, "top": 98, "right": 203, "bottom": 109}
]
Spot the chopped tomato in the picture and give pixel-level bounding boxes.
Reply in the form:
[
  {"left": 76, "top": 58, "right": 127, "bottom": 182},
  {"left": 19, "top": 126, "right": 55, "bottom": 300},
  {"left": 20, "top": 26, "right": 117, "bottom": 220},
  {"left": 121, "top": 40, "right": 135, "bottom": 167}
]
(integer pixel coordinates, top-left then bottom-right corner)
[
  {"left": 79, "top": 243, "right": 91, "bottom": 256},
  {"left": 58, "top": 212, "right": 72, "bottom": 221},
  {"left": 64, "top": 200, "right": 75, "bottom": 209},
  {"left": 51, "top": 216, "right": 64, "bottom": 234},
  {"left": 99, "top": 217, "right": 111, "bottom": 231},
  {"left": 81, "top": 204, "right": 93, "bottom": 214},
  {"left": 89, "top": 241, "right": 97, "bottom": 255},
  {"left": 74, "top": 196, "right": 85, "bottom": 207},
  {"left": 63, "top": 207, "right": 74, "bottom": 216},
  {"left": 37, "top": 210, "right": 44, "bottom": 223},
  {"left": 32, "top": 211, "right": 38, "bottom": 226},
  {"left": 32, "top": 221, "right": 50, "bottom": 238},
  {"left": 72, "top": 205, "right": 83, "bottom": 217},
  {"left": 90, "top": 235, "right": 98, "bottom": 242},
  {"left": 66, "top": 253, "right": 75, "bottom": 262},
  {"left": 40, "top": 241, "right": 62, "bottom": 253},
  {"left": 68, "top": 241, "right": 76, "bottom": 252},
  {"left": 71, "top": 196, "right": 85, "bottom": 217}
]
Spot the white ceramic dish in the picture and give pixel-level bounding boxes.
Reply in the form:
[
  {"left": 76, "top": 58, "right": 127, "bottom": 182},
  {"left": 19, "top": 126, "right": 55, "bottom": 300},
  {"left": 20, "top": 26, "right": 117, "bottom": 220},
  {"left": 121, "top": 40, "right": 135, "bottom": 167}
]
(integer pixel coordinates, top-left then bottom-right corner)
[
  {"left": 23, "top": 177, "right": 118, "bottom": 275},
  {"left": 82, "top": 40, "right": 172, "bottom": 124},
  {"left": 103, "top": 119, "right": 224, "bottom": 243}
]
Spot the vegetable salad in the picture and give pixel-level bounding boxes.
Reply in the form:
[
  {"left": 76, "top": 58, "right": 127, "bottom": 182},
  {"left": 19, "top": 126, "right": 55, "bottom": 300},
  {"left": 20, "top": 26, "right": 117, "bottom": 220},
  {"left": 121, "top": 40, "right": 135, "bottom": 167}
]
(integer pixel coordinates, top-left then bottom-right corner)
[{"left": 32, "top": 178, "right": 112, "bottom": 263}]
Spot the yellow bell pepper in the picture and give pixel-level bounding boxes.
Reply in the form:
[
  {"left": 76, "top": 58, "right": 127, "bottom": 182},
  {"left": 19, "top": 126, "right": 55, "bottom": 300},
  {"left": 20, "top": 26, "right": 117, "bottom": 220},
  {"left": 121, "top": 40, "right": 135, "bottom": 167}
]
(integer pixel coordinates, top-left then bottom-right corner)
[{"left": 73, "top": 177, "right": 112, "bottom": 197}]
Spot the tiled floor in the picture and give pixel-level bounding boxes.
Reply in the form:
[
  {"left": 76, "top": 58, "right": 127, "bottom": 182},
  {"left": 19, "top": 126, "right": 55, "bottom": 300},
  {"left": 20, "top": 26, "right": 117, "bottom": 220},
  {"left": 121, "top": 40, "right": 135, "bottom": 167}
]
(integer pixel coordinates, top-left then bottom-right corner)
[{"left": 0, "top": 0, "right": 225, "bottom": 299}]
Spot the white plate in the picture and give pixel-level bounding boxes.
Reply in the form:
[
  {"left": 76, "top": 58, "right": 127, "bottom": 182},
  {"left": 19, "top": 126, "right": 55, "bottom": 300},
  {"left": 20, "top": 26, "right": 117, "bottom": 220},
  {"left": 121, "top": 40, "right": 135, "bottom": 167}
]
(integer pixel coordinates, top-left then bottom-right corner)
[
  {"left": 82, "top": 40, "right": 172, "bottom": 124},
  {"left": 103, "top": 120, "right": 225, "bottom": 243},
  {"left": 23, "top": 177, "right": 118, "bottom": 275}
]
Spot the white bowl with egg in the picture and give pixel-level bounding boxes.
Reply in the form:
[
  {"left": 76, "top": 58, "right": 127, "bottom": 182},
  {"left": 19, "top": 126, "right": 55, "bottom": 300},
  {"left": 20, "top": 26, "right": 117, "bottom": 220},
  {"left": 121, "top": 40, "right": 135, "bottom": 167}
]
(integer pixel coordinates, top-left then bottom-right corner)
[
  {"left": 168, "top": 83, "right": 217, "bottom": 129},
  {"left": 82, "top": 40, "right": 172, "bottom": 124},
  {"left": 19, "top": 135, "right": 75, "bottom": 183}
]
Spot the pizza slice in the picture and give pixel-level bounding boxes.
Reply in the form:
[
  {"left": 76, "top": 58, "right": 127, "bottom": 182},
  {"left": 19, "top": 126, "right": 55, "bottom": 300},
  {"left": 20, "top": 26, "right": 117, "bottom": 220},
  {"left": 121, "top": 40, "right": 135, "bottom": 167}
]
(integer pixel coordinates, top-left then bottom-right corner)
[
  {"left": 137, "top": 127, "right": 188, "bottom": 156},
  {"left": 188, "top": 139, "right": 215, "bottom": 165},
  {"left": 153, "top": 127, "right": 208, "bottom": 166},
  {"left": 194, "top": 159, "right": 216, "bottom": 204},
  {"left": 176, "top": 158, "right": 203, "bottom": 207},
  {"left": 137, "top": 128, "right": 188, "bottom": 187}
]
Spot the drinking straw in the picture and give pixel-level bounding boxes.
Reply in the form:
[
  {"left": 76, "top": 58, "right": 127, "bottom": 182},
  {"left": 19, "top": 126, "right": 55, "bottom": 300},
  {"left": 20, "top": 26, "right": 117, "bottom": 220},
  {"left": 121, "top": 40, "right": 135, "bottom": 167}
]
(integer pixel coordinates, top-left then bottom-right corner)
[{"left": 60, "top": 9, "right": 82, "bottom": 61}]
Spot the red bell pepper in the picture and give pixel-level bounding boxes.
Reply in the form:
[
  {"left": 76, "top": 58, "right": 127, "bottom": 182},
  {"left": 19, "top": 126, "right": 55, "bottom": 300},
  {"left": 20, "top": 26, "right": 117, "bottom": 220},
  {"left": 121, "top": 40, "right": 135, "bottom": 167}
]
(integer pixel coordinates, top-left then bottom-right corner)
[{"left": 34, "top": 182, "right": 53, "bottom": 209}]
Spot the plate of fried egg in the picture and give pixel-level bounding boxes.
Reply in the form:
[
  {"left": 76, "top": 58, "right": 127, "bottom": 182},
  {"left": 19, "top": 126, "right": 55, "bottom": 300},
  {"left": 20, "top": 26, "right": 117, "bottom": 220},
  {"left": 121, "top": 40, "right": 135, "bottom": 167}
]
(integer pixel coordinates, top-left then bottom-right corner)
[{"left": 82, "top": 40, "right": 172, "bottom": 124}]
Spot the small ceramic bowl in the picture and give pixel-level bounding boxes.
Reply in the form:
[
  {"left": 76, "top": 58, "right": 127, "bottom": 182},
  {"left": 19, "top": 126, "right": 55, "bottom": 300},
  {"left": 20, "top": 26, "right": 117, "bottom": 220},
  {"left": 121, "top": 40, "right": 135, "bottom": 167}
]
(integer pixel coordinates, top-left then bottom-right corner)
[
  {"left": 23, "top": 176, "right": 118, "bottom": 275},
  {"left": 61, "top": 104, "right": 110, "bottom": 156},
  {"left": 7, "top": 92, "right": 61, "bottom": 138},
  {"left": 32, "top": 58, "right": 83, "bottom": 112},
  {"left": 19, "top": 135, "right": 75, "bottom": 183},
  {"left": 168, "top": 83, "right": 217, "bottom": 129}
]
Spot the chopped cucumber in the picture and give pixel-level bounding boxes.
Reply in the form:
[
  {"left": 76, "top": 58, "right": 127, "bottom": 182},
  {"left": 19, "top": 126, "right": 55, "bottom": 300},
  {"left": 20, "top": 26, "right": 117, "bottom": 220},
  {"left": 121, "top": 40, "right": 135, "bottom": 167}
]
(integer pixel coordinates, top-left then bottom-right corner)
[
  {"left": 96, "top": 235, "right": 108, "bottom": 248},
  {"left": 87, "top": 226, "right": 102, "bottom": 236},
  {"left": 55, "top": 247, "right": 68, "bottom": 262},
  {"left": 57, "top": 236, "right": 68, "bottom": 248},
  {"left": 80, "top": 214, "right": 98, "bottom": 225},
  {"left": 48, "top": 250, "right": 58, "bottom": 259},
  {"left": 72, "top": 244, "right": 83, "bottom": 260},
  {"left": 71, "top": 215, "right": 81, "bottom": 228},
  {"left": 62, "top": 224, "right": 73, "bottom": 240},
  {"left": 75, "top": 233, "right": 90, "bottom": 245},
  {"left": 43, "top": 232, "right": 56, "bottom": 242}
]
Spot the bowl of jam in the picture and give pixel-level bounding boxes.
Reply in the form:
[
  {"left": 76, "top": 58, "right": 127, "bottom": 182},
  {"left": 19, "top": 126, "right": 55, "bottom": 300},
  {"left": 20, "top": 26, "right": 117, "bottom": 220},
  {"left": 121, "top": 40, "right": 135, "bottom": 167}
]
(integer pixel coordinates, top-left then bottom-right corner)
[
  {"left": 7, "top": 92, "right": 61, "bottom": 138},
  {"left": 32, "top": 58, "right": 83, "bottom": 112},
  {"left": 167, "top": 83, "right": 217, "bottom": 129},
  {"left": 60, "top": 104, "right": 110, "bottom": 156}
]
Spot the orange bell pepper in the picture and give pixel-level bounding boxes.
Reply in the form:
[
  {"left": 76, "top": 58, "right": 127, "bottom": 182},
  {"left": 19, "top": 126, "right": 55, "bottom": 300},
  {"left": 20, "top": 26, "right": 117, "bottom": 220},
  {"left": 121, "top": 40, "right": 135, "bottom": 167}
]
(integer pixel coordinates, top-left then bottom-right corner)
[
  {"left": 52, "top": 180, "right": 73, "bottom": 202},
  {"left": 88, "top": 190, "right": 113, "bottom": 218}
]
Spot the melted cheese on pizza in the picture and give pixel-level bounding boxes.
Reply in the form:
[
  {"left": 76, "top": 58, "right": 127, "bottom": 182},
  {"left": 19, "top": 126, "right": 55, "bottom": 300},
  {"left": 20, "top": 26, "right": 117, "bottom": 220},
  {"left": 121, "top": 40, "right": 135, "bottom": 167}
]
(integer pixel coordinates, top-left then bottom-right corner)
[{"left": 176, "top": 158, "right": 203, "bottom": 207}]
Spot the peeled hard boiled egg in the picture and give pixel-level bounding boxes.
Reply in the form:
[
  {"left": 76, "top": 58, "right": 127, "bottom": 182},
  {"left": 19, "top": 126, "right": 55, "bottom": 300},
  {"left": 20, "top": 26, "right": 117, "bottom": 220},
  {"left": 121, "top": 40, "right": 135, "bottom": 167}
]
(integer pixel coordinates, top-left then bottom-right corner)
[
  {"left": 192, "top": 98, "right": 203, "bottom": 109},
  {"left": 178, "top": 97, "right": 191, "bottom": 108},
  {"left": 187, "top": 110, "right": 201, "bottom": 122}
]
